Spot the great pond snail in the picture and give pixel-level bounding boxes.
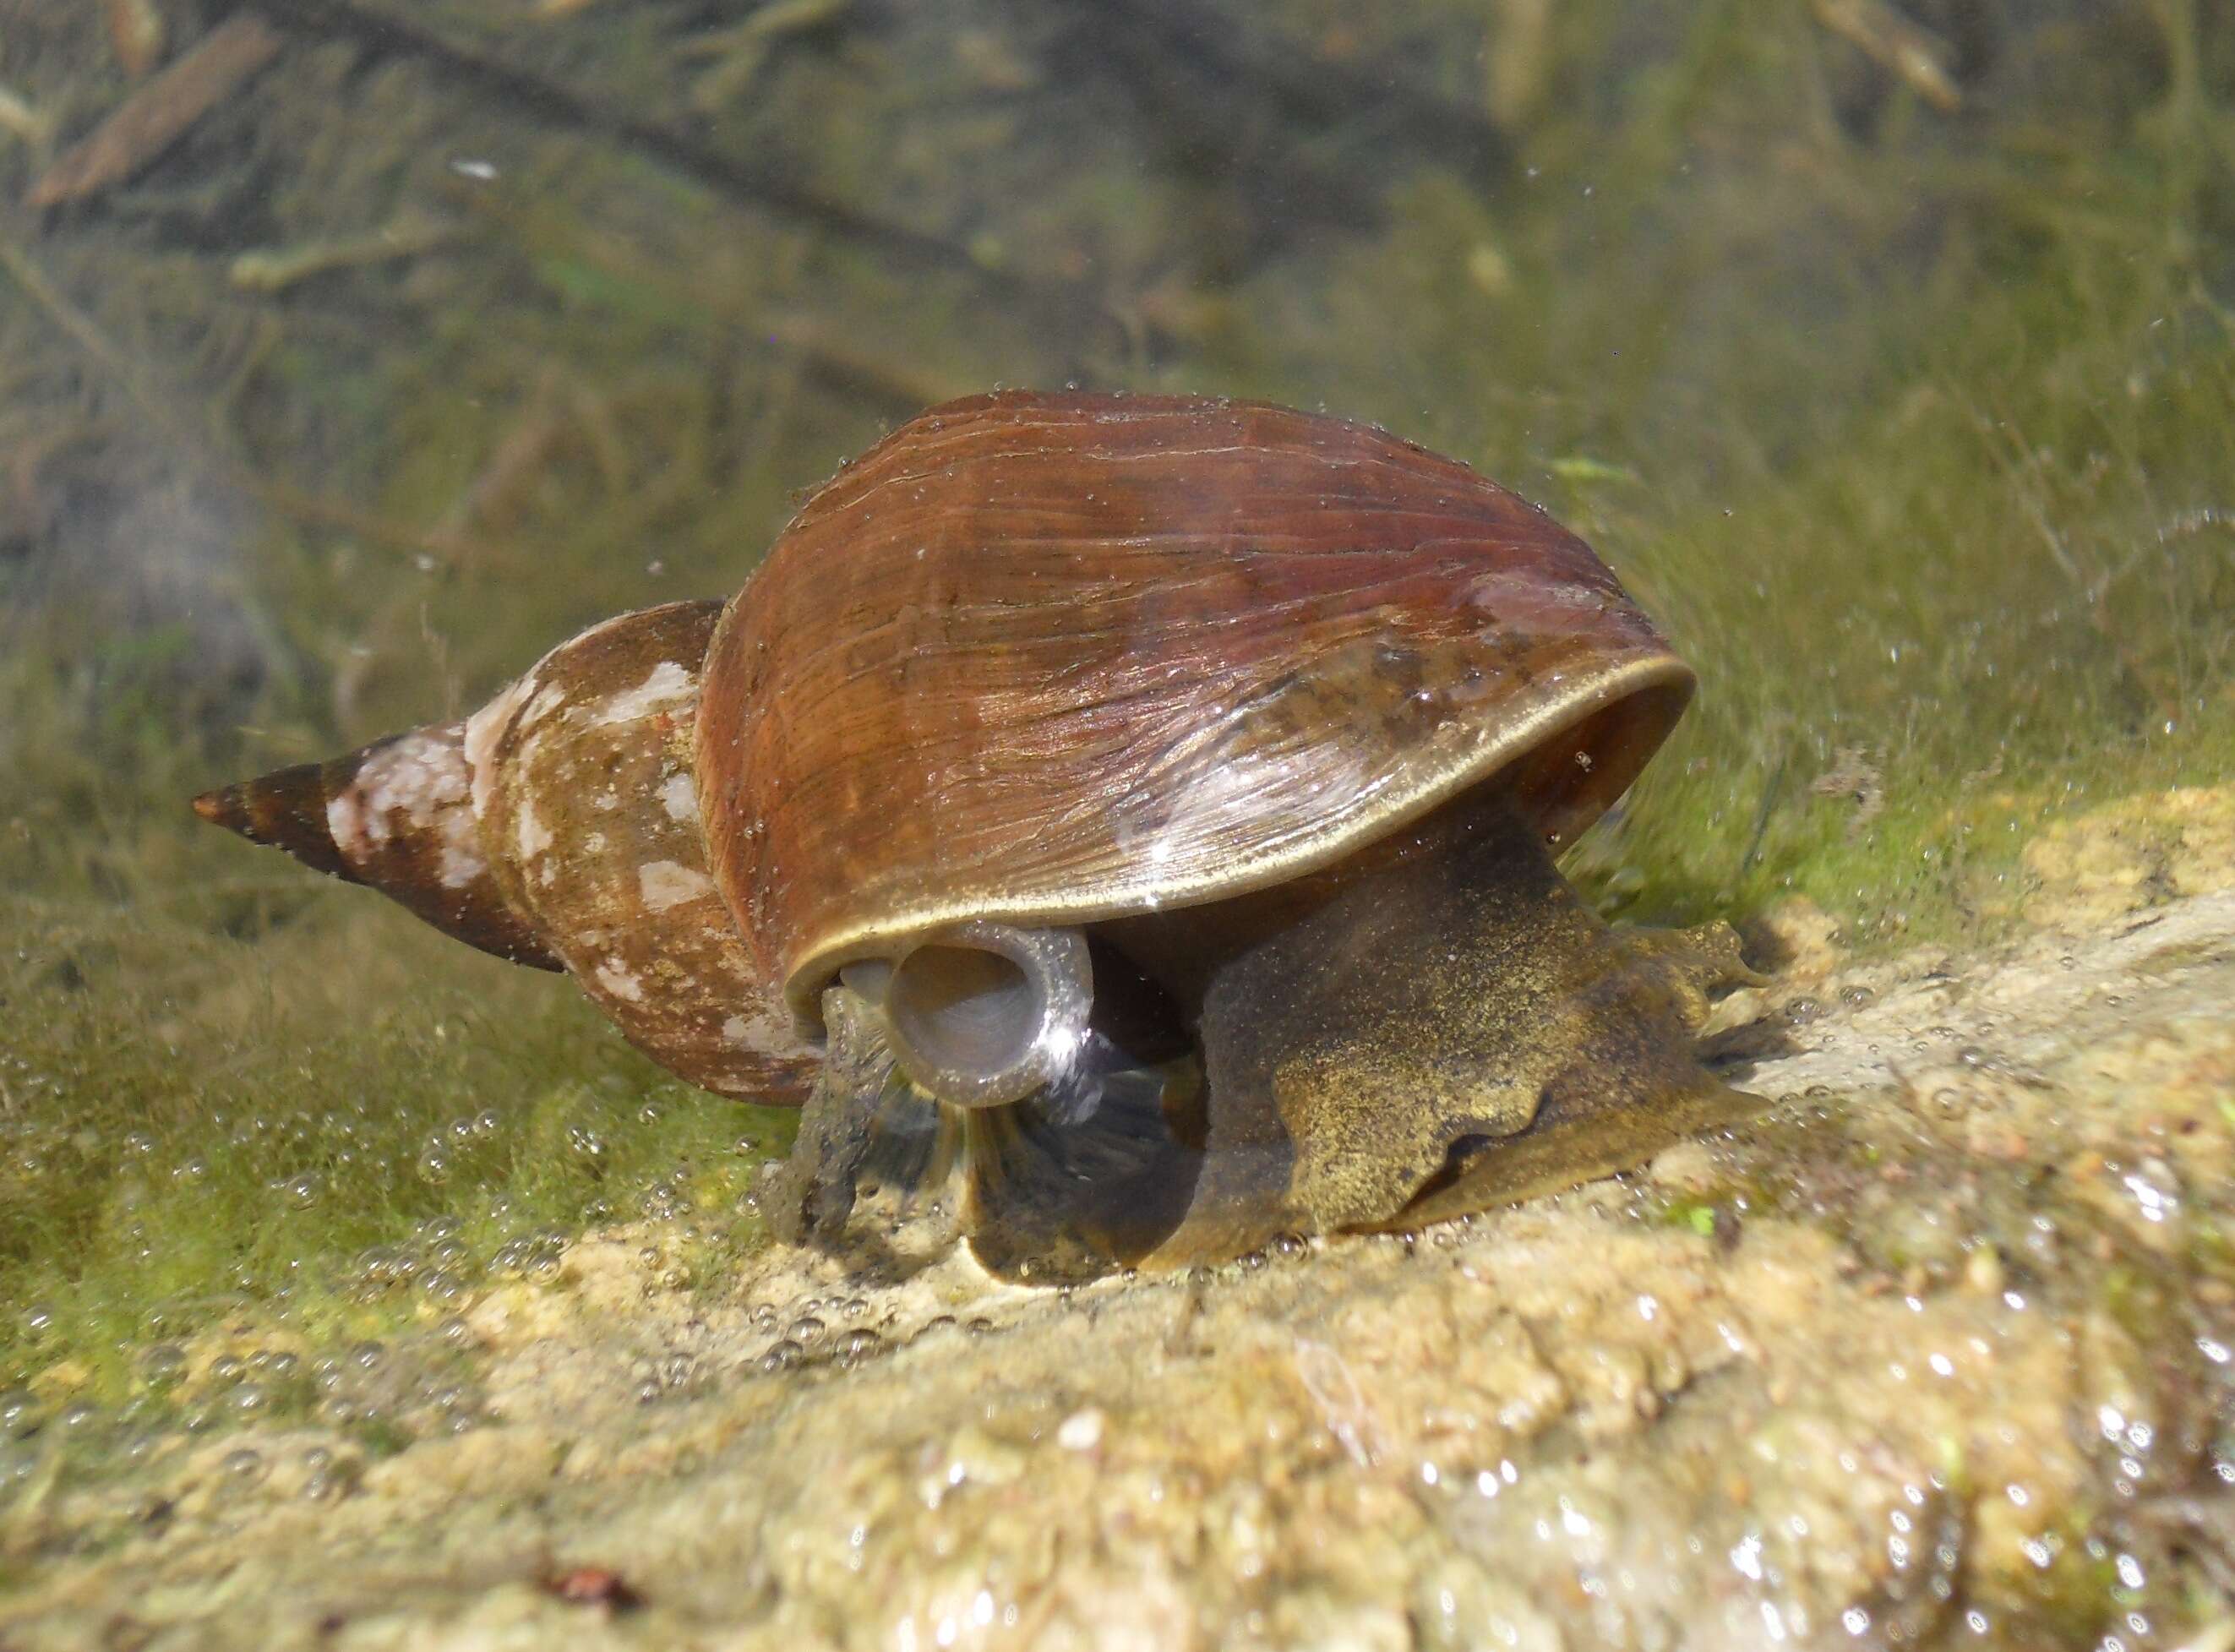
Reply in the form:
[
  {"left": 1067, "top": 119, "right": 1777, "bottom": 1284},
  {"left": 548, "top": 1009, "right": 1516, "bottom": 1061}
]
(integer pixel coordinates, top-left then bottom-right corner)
[{"left": 196, "top": 391, "right": 1762, "bottom": 1283}]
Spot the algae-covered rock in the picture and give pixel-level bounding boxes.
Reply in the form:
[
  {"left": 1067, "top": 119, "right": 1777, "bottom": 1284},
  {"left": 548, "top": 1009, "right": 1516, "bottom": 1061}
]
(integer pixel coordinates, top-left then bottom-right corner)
[
  {"left": 3, "top": 788, "right": 2233, "bottom": 1649},
  {"left": 2019, "top": 784, "right": 2235, "bottom": 927}
]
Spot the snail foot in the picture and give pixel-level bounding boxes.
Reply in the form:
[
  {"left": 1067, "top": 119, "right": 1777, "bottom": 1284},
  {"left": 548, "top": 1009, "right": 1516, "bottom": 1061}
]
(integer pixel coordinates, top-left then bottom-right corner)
[{"left": 1142, "top": 793, "right": 1770, "bottom": 1261}]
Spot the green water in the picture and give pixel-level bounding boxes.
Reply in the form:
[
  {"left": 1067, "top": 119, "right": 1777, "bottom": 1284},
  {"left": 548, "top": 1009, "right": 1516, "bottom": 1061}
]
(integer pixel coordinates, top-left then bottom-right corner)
[{"left": 0, "top": 0, "right": 2228, "bottom": 1578}]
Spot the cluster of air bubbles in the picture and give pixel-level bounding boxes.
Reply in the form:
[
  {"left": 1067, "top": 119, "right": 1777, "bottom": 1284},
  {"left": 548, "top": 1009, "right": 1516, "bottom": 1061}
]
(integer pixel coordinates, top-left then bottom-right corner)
[
  {"left": 733, "top": 1293, "right": 901, "bottom": 1379},
  {"left": 297, "top": 1335, "right": 488, "bottom": 1442},
  {"left": 350, "top": 1212, "right": 590, "bottom": 1305},
  {"left": 488, "top": 1228, "right": 572, "bottom": 1283}
]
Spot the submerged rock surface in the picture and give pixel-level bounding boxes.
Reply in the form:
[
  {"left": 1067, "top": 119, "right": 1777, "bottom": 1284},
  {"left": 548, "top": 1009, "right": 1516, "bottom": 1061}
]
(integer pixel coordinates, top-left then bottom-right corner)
[{"left": 4, "top": 788, "right": 2233, "bottom": 1650}]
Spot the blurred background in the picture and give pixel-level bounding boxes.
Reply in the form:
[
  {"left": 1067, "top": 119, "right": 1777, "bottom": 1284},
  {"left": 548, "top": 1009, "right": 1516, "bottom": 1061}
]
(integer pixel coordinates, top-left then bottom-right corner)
[{"left": 0, "top": 0, "right": 2228, "bottom": 1432}]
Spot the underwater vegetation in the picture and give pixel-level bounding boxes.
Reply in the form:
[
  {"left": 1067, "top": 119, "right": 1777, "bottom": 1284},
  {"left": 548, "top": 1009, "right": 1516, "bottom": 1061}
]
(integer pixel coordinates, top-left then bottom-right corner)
[{"left": 0, "top": 0, "right": 2228, "bottom": 1581}]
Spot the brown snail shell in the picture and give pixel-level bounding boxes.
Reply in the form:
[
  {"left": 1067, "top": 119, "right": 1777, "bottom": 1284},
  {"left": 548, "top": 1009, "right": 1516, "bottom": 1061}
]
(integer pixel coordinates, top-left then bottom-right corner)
[
  {"left": 194, "top": 390, "right": 1761, "bottom": 1283},
  {"left": 696, "top": 391, "right": 1692, "bottom": 1008}
]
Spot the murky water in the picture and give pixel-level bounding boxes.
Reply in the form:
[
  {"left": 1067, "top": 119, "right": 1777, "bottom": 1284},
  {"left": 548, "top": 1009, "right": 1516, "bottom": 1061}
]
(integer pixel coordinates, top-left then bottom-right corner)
[{"left": 1, "top": 3, "right": 2231, "bottom": 1645}]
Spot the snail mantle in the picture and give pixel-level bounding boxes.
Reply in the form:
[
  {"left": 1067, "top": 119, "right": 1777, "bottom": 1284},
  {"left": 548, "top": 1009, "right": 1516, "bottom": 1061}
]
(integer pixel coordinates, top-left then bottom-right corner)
[{"left": 194, "top": 390, "right": 1763, "bottom": 1284}]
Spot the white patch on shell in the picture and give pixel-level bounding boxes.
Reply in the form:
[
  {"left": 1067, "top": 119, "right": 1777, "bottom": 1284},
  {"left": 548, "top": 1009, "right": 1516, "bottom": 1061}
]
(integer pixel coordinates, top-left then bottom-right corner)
[
  {"left": 593, "top": 960, "right": 646, "bottom": 1004},
  {"left": 721, "top": 1003, "right": 794, "bottom": 1055},
  {"left": 327, "top": 728, "right": 488, "bottom": 887},
  {"left": 437, "top": 844, "right": 486, "bottom": 888},
  {"left": 356, "top": 732, "right": 470, "bottom": 838},
  {"left": 659, "top": 772, "right": 698, "bottom": 823},
  {"left": 324, "top": 789, "right": 367, "bottom": 861},
  {"left": 515, "top": 794, "right": 553, "bottom": 864},
  {"left": 463, "top": 670, "right": 537, "bottom": 821},
  {"left": 587, "top": 660, "right": 696, "bottom": 728},
  {"left": 519, "top": 682, "right": 569, "bottom": 731},
  {"left": 583, "top": 831, "right": 608, "bottom": 854},
  {"left": 637, "top": 859, "right": 714, "bottom": 913}
]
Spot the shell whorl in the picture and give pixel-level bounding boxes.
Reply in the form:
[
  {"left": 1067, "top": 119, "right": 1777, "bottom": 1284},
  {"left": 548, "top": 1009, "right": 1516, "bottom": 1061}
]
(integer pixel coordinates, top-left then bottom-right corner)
[
  {"left": 194, "top": 600, "right": 817, "bottom": 1104},
  {"left": 465, "top": 600, "right": 816, "bottom": 1102},
  {"left": 192, "top": 727, "right": 560, "bottom": 970}
]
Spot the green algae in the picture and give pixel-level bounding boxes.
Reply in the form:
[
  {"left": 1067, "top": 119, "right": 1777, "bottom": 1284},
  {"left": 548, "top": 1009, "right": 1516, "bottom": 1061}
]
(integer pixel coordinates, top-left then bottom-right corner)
[{"left": 0, "top": 0, "right": 2228, "bottom": 1516}]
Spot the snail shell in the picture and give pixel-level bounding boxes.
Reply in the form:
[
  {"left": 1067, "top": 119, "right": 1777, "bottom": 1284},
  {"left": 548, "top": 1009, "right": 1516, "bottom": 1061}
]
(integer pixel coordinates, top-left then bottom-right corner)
[
  {"left": 196, "top": 390, "right": 1749, "bottom": 1280},
  {"left": 696, "top": 391, "right": 1690, "bottom": 1017}
]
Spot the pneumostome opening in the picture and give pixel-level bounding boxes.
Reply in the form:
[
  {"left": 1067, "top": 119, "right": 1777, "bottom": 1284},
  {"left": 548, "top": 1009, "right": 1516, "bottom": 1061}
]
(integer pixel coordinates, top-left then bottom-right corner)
[{"left": 880, "top": 924, "right": 1093, "bottom": 1110}]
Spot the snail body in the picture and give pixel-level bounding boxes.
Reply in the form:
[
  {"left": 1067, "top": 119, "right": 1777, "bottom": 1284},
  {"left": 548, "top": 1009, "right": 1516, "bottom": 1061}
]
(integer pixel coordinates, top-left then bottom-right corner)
[{"left": 196, "top": 391, "right": 1760, "bottom": 1281}]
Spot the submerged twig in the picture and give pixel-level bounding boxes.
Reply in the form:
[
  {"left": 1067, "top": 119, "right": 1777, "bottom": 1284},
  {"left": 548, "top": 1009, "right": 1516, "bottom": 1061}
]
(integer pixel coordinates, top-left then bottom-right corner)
[
  {"left": 228, "top": 214, "right": 455, "bottom": 293},
  {"left": 27, "top": 13, "right": 284, "bottom": 210},
  {"left": 0, "top": 86, "right": 56, "bottom": 147},
  {"left": 1811, "top": 0, "right": 1961, "bottom": 112},
  {"left": 104, "top": 0, "right": 170, "bottom": 80},
  {"left": 1739, "top": 750, "right": 1789, "bottom": 875},
  {"left": 683, "top": 0, "right": 852, "bottom": 113}
]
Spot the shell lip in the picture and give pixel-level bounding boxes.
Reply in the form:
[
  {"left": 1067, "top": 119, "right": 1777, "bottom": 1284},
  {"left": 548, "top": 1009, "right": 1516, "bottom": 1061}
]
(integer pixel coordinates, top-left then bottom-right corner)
[{"left": 779, "top": 651, "right": 1697, "bottom": 1026}]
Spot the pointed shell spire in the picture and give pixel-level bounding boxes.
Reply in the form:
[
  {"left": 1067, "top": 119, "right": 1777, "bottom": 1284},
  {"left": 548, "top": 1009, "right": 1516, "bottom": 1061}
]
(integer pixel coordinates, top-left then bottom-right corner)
[
  {"left": 192, "top": 727, "right": 560, "bottom": 970},
  {"left": 195, "top": 601, "right": 816, "bottom": 1104}
]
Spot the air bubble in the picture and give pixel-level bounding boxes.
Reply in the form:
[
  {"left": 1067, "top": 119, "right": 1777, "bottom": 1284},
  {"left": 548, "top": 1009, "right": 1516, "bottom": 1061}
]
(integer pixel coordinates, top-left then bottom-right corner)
[{"left": 0, "top": 1391, "right": 39, "bottom": 1436}]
